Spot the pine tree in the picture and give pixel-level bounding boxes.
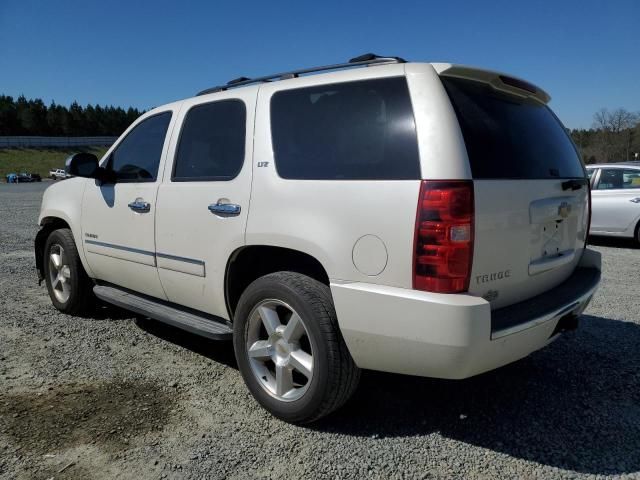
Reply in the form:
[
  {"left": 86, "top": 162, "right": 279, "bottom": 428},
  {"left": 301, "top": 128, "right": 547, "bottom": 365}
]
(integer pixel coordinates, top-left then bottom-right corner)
[{"left": 0, "top": 95, "right": 19, "bottom": 135}]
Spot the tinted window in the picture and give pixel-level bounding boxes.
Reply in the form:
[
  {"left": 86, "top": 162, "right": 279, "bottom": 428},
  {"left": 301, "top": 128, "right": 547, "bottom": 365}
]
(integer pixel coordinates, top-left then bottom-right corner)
[
  {"left": 587, "top": 168, "right": 596, "bottom": 179},
  {"left": 442, "top": 77, "right": 585, "bottom": 179},
  {"left": 597, "top": 168, "right": 640, "bottom": 190},
  {"left": 173, "top": 100, "right": 246, "bottom": 181},
  {"left": 109, "top": 112, "right": 171, "bottom": 182},
  {"left": 270, "top": 77, "right": 420, "bottom": 180}
]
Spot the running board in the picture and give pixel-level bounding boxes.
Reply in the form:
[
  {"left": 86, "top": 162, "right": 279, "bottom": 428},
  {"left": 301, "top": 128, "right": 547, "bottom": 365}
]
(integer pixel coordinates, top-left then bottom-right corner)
[{"left": 93, "top": 285, "right": 232, "bottom": 340}]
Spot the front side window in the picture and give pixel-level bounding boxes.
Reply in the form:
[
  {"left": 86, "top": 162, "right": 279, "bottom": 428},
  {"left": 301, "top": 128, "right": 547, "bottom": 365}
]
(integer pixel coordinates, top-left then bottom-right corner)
[
  {"left": 109, "top": 112, "right": 172, "bottom": 182},
  {"left": 597, "top": 168, "right": 640, "bottom": 190},
  {"left": 270, "top": 77, "right": 420, "bottom": 180},
  {"left": 173, "top": 100, "right": 246, "bottom": 181}
]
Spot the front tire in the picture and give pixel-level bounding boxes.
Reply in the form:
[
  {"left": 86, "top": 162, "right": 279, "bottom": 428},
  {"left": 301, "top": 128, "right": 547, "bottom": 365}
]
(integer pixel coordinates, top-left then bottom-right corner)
[
  {"left": 43, "top": 228, "right": 94, "bottom": 315},
  {"left": 233, "top": 272, "right": 360, "bottom": 424}
]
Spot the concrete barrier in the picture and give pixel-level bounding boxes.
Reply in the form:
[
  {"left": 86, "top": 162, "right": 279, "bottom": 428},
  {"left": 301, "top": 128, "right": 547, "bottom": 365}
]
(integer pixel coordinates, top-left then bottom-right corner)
[{"left": 0, "top": 136, "right": 117, "bottom": 148}]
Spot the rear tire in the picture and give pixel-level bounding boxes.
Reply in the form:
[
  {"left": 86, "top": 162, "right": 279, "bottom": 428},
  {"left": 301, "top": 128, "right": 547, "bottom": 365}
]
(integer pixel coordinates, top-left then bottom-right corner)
[
  {"left": 233, "top": 272, "right": 360, "bottom": 424},
  {"left": 635, "top": 220, "right": 640, "bottom": 247},
  {"left": 43, "top": 228, "right": 95, "bottom": 315}
]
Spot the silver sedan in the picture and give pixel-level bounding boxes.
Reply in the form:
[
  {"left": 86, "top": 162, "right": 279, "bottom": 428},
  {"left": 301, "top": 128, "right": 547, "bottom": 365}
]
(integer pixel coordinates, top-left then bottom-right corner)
[{"left": 587, "top": 162, "right": 640, "bottom": 244}]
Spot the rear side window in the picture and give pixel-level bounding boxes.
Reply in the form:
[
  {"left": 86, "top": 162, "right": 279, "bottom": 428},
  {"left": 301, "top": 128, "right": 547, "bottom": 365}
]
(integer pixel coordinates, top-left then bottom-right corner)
[
  {"left": 270, "top": 77, "right": 420, "bottom": 180},
  {"left": 173, "top": 100, "right": 246, "bottom": 181},
  {"left": 442, "top": 77, "right": 585, "bottom": 179},
  {"left": 596, "top": 168, "right": 640, "bottom": 190},
  {"left": 109, "top": 112, "right": 172, "bottom": 182}
]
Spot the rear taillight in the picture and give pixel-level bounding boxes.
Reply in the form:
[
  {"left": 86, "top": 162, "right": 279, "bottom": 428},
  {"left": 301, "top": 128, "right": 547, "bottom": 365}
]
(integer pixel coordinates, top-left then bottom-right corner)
[{"left": 413, "top": 180, "right": 474, "bottom": 293}]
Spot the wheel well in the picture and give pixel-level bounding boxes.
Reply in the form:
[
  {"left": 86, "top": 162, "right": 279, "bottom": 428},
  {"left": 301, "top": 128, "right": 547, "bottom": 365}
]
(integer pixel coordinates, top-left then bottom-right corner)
[
  {"left": 225, "top": 246, "right": 330, "bottom": 317},
  {"left": 35, "top": 217, "right": 71, "bottom": 282}
]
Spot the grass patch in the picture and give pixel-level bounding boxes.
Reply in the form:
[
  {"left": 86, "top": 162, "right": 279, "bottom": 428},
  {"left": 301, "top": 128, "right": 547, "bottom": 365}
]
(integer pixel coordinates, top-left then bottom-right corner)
[{"left": 0, "top": 147, "right": 109, "bottom": 178}]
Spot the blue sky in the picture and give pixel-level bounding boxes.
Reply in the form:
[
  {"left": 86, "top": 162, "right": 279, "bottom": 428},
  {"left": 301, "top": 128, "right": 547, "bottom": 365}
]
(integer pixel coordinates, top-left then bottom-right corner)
[{"left": 1, "top": 0, "right": 638, "bottom": 129}]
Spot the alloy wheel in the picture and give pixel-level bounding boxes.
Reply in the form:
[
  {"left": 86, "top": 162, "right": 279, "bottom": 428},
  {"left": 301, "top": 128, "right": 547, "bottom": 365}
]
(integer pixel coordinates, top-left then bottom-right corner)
[
  {"left": 48, "top": 244, "right": 72, "bottom": 303},
  {"left": 246, "top": 299, "right": 314, "bottom": 402}
]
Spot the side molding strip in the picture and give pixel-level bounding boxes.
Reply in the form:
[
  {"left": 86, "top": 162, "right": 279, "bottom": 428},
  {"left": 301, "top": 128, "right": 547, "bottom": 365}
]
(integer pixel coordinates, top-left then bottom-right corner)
[
  {"left": 84, "top": 240, "right": 205, "bottom": 276},
  {"left": 156, "top": 252, "right": 206, "bottom": 277},
  {"left": 85, "top": 239, "right": 155, "bottom": 257},
  {"left": 156, "top": 252, "right": 205, "bottom": 266}
]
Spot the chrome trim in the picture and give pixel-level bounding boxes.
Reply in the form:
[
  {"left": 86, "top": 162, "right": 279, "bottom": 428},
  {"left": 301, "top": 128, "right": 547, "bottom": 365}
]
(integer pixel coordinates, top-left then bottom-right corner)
[
  {"left": 85, "top": 239, "right": 155, "bottom": 257},
  {"left": 208, "top": 202, "right": 241, "bottom": 217},
  {"left": 128, "top": 198, "right": 151, "bottom": 213}
]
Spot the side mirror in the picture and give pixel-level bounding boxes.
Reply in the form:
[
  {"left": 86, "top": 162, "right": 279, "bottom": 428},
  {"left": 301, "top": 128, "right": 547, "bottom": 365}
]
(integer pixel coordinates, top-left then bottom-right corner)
[{"left": 65, "top": 153, "right": 100, "bottom": 178}]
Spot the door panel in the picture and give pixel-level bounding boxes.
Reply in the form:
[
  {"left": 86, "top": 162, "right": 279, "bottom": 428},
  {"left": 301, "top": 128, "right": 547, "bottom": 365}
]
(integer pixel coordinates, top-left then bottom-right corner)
[
  {"left": 81, "top": 110, "right": 176, "bottom": 299},
  {"left": 591, "top": 168, "right": 640, "bottom": 234},
  {"left": 155, "top": 92, "right": 256, "bottom": 319},
  {"left": 82, "top": 183, "right": 163, "bottom": 296}
]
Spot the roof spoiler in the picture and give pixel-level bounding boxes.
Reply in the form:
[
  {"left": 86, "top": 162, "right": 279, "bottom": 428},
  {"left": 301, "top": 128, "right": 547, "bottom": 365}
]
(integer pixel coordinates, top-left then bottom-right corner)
[{"left": 432, "top": 63, "right": 551, "bottom": 104}]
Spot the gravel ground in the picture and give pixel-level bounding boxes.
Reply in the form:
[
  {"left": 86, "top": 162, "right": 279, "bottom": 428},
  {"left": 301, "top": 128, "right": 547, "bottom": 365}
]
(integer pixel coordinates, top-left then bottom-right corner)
[{"left": 1, "top": 182, "right": 639, "bottom": 480}]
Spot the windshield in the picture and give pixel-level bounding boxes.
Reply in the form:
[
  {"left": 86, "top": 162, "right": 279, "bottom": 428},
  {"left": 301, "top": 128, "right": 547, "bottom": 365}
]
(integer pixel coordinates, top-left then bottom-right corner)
[{"left": 442, "top": 77, "right": 585, "bottom": 180}]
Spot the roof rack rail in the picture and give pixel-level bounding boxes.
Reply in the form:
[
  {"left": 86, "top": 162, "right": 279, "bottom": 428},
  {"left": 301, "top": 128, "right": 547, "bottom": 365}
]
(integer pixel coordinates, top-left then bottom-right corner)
[{"left": 196, "top": 53, "right": 406, "bottom": 96}]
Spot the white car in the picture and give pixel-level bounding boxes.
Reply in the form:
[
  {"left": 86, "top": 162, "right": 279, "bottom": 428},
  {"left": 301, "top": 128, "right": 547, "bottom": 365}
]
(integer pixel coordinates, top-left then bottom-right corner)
[
  {"left": 49, "top": 168, "right": 68, "bottom": 180},
  {"left": 587, "top": 162, "right": 640, "bottom": 244},
  {"left": 35, "top": 54, "right": 601, "bottom": 423}
]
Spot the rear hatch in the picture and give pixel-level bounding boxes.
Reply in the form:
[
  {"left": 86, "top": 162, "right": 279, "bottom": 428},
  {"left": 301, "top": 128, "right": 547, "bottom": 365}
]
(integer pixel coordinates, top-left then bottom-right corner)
[{"left": 439, "top": 70, "right": 589, "bottom": 309}]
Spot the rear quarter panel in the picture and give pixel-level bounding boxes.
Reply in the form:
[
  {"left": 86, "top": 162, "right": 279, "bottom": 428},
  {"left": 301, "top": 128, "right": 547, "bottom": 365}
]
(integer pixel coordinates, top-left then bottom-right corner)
[
  {"left": 404, "top": 63, "right": 472, "bottom": 180},
  {"left": 248, "top": 66, "right": 423, "bottom": 287}
]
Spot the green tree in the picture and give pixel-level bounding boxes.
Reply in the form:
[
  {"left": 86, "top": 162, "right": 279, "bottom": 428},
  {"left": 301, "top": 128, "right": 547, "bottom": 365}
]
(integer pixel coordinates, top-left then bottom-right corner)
[
  {"left": 0, "top": 95, "right": 19, "bottom": 135},
  {"left": 0, "top": 94, "right": 144, "bottom": 136}
]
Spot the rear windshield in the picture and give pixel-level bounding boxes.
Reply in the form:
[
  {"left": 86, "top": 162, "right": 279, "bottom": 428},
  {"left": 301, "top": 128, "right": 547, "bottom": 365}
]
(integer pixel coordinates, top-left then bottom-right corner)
[{"left": 442, "top": 77, "right": 585, "bottom": 179}]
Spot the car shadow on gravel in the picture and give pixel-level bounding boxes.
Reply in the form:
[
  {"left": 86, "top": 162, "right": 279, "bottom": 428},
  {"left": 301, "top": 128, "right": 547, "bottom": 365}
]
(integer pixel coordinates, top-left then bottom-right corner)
[
  {"left": 88, "top": 302, "right": 136, "bottom": 321},
  {"left": 588, "top": 235, "right": 638, "bottom": 249},
  {"left": 312, "top": 314, "right": 640, "bottom": 476},
  {"left": 64, "top": 301, "right": 136, "bottom": 321},
  {"left": 134, "top": 317, "right": 237, "bottom": 368},
  {"left": 75, "top": 301, "right": 238, "bottom": 366}
]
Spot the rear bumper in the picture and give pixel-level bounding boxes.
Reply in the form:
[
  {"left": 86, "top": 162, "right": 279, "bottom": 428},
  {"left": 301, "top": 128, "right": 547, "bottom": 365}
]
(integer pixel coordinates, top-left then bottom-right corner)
[{"left": 331, "top": 249, "right": 601, "bottom": 379}]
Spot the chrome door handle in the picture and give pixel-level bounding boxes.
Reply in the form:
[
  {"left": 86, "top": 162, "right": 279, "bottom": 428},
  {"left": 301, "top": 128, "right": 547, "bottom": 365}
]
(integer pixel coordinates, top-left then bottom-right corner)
[
  {"left": 630, "top": 198, "right": 640, "bottom": 204},
  {"left": 208, "top": 202, "right": 241, "bottom": 217},
  {"left": 128, "top": 198, "right": 151, "bottom": 213}
]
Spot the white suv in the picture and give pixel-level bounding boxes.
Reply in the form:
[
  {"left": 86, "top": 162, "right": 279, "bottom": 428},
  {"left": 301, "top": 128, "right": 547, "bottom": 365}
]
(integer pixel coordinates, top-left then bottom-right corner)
[{"left": 35, "top": 54, "right": 601, "bottom": 423}]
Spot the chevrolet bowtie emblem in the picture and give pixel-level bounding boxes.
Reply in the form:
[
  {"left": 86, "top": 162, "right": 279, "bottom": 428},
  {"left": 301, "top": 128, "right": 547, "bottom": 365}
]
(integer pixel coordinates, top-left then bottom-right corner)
[{"left": 558, "top": 202, "right": 571, "bottom": 219}]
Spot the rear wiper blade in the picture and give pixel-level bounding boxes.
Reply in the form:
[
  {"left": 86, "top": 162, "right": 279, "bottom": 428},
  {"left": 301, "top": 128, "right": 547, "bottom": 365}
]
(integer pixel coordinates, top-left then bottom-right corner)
[{"left": 561, "top": 179, "right": 586, "bottom": 191}]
